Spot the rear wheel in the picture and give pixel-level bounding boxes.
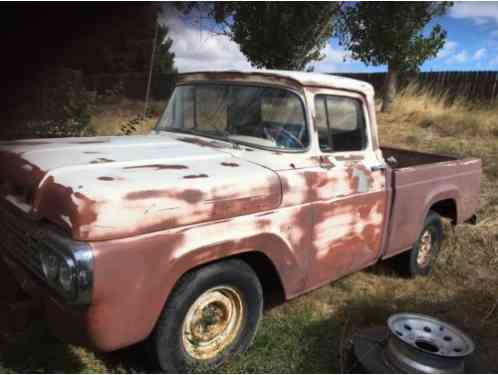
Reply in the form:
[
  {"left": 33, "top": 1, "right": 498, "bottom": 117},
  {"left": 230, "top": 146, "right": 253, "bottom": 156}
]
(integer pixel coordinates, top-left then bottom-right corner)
[
  {"left": 148, "top": 259, "right": 263, "bottom": 373},
  {"left": 397, "top": 211, "right": 444, "bottom": 277}
]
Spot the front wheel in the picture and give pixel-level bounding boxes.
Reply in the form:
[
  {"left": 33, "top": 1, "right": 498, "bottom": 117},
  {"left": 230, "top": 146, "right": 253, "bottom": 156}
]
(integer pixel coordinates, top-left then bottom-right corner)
[{"left": 148, "top": 259, "right": 263, "bottom": 373}]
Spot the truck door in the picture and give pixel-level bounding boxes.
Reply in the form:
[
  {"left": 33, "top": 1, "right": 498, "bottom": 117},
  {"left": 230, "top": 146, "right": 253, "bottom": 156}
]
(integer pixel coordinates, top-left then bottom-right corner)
[{"left": 307, "top": 89, "right": 388, "bottom": 287}]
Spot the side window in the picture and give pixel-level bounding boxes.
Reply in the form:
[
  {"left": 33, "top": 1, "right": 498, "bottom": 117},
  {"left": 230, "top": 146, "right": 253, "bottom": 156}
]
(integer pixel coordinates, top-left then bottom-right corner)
[
  {"left": 314, "top": 95, "right": 367, "bottom": 152},
  {"left": 314, "top": 95, "right": 333, "bottom": 152}
]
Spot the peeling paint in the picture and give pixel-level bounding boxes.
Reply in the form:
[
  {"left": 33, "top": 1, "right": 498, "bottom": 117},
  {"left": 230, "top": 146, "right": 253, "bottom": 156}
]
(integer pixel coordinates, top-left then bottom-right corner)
[
  {"left": 90, "top": 158, "right": 115, "bottom": 164},
  {"left": 123, "top": 164, "right": 188, "bottom": 171},
  {"left": 221, "top": 162, "right": 239, "bottom": 167},
  {"left": 183, "top": 174, "right": 209, "bottom": 179}
]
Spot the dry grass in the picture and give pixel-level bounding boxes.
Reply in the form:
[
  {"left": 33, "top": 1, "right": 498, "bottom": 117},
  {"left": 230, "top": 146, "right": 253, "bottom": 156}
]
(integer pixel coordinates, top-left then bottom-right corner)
[
  {"left": 389, "top": 84, "right": 498, "bottom": 138},
  {"left": 88, "top": 98, "right": 166, "bottom": 136},
  {"left": 1, "top": 91, "right": 497, "bottom": 373}
]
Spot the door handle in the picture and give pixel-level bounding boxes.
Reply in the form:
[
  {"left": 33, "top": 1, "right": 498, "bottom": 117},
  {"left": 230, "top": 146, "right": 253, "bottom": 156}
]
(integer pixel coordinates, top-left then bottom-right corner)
[
  {"left": 319, "top": 156, "right": 335, "bottom": 170},
  {"left": 370, "top": 164, "right": 386, "bottom": 172}
]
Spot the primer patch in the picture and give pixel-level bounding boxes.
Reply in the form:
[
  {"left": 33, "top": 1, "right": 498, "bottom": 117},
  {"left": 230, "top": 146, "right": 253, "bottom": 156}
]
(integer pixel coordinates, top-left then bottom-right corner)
[{"left": 353, "top": 168, "right": 369, "bottom": 193}]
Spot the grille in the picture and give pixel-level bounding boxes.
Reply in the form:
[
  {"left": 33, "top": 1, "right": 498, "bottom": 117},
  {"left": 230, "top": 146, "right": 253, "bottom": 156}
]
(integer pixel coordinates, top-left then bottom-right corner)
[{"left": 0, "top": 206, "right": 45, "bottom": 276}]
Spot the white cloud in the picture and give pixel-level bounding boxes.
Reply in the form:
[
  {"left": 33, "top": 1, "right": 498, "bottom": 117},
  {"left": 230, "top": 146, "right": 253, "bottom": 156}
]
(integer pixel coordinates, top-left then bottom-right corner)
[
  {"left": 312, "top": 43, "right": 352, "bottom": 72},
  {"left": 160, "top": 11, "right": 251, "bottom": 72},
  {"left": 447, "top": 50, "right": 469, "bottom": 64},
  {"left": 436, "top": 40, "right": 458, "bottom": 59},
  {"left": 160, "top": 8, "right": 354, "bottom": 74},
  {"left": 489, "top": 55, "right": 498, "bottom": 66},
  {"left": 473, "top": 48, "right": 487, "bottom": 61},
  {"left": 450, "top": 2, "right": 498, "bottom": 25}
]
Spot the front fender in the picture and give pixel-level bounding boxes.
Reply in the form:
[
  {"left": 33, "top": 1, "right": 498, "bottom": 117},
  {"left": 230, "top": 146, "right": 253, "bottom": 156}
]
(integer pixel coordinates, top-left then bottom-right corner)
[{"left": 87, "top": 208, "right": 309, "bottom": 351}]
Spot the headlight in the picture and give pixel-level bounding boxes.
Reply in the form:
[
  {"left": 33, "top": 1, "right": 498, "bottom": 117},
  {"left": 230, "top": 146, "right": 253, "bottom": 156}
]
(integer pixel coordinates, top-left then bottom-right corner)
[
  {"left": 40, "top": 249, "right": 59, "bottom": 280},
  {"left": 33, "top": 230, "right": 92, "bottom": 304},
  {"left": 58, "top": 259, "right": 74, "bottom": 292}
]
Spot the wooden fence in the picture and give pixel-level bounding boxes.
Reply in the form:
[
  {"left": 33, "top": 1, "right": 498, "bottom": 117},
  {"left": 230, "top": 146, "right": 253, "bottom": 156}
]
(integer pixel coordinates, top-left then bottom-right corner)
[
  {"left": 85, "top": 71, "right": 498, "bottom": 103},
  {"left": 336, "top": 71, "right": 498, "bottom": 103}
]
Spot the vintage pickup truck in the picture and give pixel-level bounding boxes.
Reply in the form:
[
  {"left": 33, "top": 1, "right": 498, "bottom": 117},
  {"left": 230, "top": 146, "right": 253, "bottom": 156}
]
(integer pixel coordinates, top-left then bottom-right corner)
[{"left": 0, "top": 70, "right": 481, "bottom": 372}]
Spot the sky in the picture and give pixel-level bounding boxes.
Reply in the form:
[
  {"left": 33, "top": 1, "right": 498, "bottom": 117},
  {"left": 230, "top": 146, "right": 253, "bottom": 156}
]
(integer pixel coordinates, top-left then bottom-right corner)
[{"left": 160, "top": 2, "right": 498, "bottom": 73}]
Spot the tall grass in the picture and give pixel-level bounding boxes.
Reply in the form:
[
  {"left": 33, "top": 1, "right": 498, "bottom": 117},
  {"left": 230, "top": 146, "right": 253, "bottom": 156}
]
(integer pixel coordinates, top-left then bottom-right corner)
[
  {"left": 393, "top": 83, "right": 498, "bottom": 138},
  {"left": 379, "top": 84, "right": 498, "bottom": 232}
]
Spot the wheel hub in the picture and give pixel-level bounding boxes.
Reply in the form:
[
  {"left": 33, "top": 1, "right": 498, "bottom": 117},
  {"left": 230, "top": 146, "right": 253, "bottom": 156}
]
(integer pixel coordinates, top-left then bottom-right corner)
[
  {"left": 417, "top": 230, "right": 433, "bottom": 267},
  {"left": 182, "top": 286, "right": 244, "bottom": 360}
]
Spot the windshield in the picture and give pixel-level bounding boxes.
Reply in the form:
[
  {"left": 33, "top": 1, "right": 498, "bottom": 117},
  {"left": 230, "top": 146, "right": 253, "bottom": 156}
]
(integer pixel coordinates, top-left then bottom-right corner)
[{"left": 155, "top": 84, "right": 309, "bottom": 151}]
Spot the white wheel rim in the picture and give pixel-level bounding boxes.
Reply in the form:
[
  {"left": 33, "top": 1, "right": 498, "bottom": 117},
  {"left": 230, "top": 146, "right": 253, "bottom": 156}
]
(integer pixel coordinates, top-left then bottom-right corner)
[
  {"left": 182, "top": 286, "right": 244, "bottom": 360},
  {"left": 417, "top": 230, "right": 433, "bottom": 267}
]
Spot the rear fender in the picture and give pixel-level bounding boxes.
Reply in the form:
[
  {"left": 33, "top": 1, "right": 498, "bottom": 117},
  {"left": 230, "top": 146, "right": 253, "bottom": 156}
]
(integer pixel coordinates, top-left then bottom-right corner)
[{"left": 421, "top": 186, "right": 459, "bottom": 232}]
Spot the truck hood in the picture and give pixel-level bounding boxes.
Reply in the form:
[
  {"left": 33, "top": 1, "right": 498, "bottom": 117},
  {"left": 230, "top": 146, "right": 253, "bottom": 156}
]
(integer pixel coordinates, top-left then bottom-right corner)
[{"left": 0, "top": 134, "right": 281, "bottom": 241}]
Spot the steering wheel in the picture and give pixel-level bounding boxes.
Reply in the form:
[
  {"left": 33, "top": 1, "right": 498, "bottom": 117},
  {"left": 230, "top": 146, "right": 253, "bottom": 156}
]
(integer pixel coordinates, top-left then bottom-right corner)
[{"left": 264, "top": 125, "right": 304, "bottom": 149}]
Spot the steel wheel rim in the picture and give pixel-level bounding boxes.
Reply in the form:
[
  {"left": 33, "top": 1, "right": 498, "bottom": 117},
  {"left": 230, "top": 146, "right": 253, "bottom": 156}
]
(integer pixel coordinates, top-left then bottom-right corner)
[
  {"left": 182, "top": 286, "right": 244, "bottom": 360},
  {"left": 388, "top": 313, "right": 475, "bottom": 358},
  {"left": 417, "top": 229, "right": 433, "bottom": 267}
]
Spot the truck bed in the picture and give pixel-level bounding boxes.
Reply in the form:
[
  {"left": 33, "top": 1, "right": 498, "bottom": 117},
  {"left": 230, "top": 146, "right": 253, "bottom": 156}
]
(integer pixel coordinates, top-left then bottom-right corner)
[
  {"left": 381, "top": 146, "right": 458, "bottom": 169},
  {"left": 380, "top": 146, "right": 481, "bottom": 259}
]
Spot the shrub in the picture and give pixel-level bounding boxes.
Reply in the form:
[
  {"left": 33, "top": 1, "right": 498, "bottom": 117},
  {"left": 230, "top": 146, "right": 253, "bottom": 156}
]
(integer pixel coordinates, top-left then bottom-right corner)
[{"left": 2, "top": 68, "right": 96, "bottom": 139}]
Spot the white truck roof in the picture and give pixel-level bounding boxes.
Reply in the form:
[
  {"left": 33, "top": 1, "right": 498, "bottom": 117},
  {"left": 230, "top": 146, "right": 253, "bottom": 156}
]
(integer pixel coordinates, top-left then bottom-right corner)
[{"left": 178, "top": 69, "right": 375, "bottom": 97}]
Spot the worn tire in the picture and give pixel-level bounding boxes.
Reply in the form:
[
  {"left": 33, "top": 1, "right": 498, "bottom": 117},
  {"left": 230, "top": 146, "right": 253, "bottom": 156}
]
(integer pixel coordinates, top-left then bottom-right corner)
[
  {"left": 148, "top": 259, "right": 263, "bottom": 373},
  {"left": 397, "top": 211, "right": 444, "bottom": 277}
]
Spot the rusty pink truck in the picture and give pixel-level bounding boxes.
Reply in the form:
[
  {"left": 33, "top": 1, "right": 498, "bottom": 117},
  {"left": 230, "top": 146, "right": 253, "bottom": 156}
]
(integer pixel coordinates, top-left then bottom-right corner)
[{"left": 0, "top": 70, "right": 481, "bottom": 372}]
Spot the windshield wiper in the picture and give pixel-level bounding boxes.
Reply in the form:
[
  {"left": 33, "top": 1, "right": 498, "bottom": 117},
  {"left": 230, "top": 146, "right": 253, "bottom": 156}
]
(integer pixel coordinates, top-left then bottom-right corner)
[
  {"left": 158, "top": 128, "right": 200, "bottom": 136},
  {"left": 160, "top": 128, "right": 242, "bottom": 149}
]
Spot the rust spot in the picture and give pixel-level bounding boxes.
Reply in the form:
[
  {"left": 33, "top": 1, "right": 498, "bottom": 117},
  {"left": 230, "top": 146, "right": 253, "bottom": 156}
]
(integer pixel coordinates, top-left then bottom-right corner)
[
  {"left": 176, "top": 137, "right": 226, "bottom": 149},
  {"left": 123, "top": 164, "right": 188, "bottom": 171},
  {"left": 174, "top": 189, "right": 204, "bottom": 204},
  {"left": 34, "top": 176, "right": 99, "bottom": 239},
  {"left": 0, "top": 150, "right": 46, "bottom": 199},
  {"left": 183, "top": 174, "right": 208, "bottom": 179},
  {"left": 98, "top": 177, "right": 114, "bottom": 181},
  {"left": 125, "top": 189, "right": 204, "bottom": 204},
  {"left": 290, "top": 163, "right": 296, "bottom": 169},
  {"left": 178, "top": 71, "right": 304, "bottom": 91},
  {"left": 221, "top": 162, "right": 239, "bottom": 167},
  {"left": 90, "top": 158, "right": 114, "bottom": 164},
  {"left": 125, "top": 190, "right": 166, "bottom": 200},
  {"left": 319, "top": 155, "right": 335, "bottom": 168}
]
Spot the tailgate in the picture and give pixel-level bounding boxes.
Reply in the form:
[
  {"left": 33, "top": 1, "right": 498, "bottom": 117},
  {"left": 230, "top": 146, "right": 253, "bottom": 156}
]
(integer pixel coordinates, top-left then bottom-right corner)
[{"left": 382, "top": 155, "right": 481, "bottom": 258}]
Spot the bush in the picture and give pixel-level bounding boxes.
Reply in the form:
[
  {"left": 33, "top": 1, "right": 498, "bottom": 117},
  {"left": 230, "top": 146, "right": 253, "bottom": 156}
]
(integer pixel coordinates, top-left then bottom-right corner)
[{"left": 2, "top": 68, "right": 96, "bottom": 139}]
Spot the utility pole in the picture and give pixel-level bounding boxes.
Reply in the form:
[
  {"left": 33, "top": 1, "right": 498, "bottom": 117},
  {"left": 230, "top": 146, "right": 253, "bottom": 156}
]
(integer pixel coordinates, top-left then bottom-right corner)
[{"left": 144, "top": 15, "right": 159, "bottom": 119}]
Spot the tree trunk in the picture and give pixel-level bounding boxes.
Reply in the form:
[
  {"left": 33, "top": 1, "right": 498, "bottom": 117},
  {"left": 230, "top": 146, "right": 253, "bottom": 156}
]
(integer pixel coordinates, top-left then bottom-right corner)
[{"left": 382, "top": 64, "right": 398, "bottom": 113}]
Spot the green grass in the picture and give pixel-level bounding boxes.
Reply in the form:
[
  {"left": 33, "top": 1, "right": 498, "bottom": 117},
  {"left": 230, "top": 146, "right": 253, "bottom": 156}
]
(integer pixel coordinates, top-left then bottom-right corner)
[
  {"left": 2, "top": 268, "right": 497, "bottom": 372},
  {"left": 1, "top": 91, "right": 498, "bottom": 373}
]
